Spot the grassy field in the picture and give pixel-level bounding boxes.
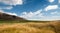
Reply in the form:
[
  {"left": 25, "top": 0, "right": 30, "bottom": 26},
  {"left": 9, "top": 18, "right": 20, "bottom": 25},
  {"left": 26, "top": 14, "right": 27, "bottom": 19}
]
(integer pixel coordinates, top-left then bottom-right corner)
[{"left": 0, "top": 21, "right": 60, "bottom": 33}]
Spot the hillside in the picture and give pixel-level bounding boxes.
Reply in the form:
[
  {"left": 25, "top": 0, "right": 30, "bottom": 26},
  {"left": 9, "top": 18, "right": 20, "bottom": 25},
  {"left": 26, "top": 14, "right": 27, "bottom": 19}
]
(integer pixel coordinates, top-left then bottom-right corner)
[{"left": 0, "top": 13, "right": 27, "bottom": 22}]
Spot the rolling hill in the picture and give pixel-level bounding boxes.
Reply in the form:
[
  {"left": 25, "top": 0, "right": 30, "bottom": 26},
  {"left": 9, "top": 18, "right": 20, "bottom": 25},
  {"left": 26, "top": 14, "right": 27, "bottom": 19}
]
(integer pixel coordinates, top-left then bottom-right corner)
[{"left": 0, "top": 12, "right": 27, "bottom": 21}]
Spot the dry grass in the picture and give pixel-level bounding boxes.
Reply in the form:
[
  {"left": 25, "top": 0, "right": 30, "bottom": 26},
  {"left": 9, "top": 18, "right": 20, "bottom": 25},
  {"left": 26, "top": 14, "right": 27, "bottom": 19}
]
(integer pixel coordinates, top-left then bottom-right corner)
[{"left": 0, "top": 22, "right": 60, "bottom": 33}]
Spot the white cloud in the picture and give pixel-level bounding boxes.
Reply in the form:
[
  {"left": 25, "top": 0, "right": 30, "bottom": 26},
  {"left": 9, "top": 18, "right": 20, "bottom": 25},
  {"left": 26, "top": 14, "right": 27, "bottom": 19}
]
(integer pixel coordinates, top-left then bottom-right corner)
[
  {"left": 48, "top": 16, "right": 60, "bottom": 20},
  {"left": 20, "top": 10, "right": 44, "bottom": 20},
  {"left": 48, "top": 0, "right": 54, "bottom": 3},
  {"left": 59, "top": 0, "right": 60, "bottom": 3},
  {"left": 36, "top": 15, "right": 60, "bottom": 21},
  {"left": 51, "top": 11, "right": 58, "bottom": 14},
  {"left": 0, "top": 10, "right": 4, "bottom": 12},
  {"left": 20, "top": 9, "right": 60, "bottom": 20},
  {"left": 0, "top": 10, "right": 17, "bottom": 16},
  {"left": 0, "top": 0, "right": 23, "bottom": 5},
  {"left": 5, "top": 12, "right": 17, "bottom": 16},
  {"left": 0, "top": 6, "right": 13, "bottom": 10},
  {"left": 44, "top": 5, "right": 58, "bottom": 11},
  {"left": 51, "top": 11, "right": 60, "bottom": 15},
  {"left": 4, "top": 6, "right": 13, "bottom": 9}
]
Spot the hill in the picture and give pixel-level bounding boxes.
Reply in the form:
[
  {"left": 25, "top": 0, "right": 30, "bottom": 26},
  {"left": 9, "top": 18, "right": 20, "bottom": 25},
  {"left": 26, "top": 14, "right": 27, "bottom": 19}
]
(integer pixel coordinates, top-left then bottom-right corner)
[{"left": 0, "top": 12, "right": 27, "bottom": 22}]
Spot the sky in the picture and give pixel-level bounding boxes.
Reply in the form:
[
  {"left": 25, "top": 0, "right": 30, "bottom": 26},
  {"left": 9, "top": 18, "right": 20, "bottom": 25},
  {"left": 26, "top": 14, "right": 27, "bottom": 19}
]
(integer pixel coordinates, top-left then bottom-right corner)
[{"left": 0, "top": 0, "right": 60, "bottom": 21}]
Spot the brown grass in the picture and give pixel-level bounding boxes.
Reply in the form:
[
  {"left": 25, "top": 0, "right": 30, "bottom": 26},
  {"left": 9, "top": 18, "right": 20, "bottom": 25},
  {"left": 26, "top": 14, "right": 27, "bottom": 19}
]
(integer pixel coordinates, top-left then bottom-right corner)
[{"left": 0, "top": 22, "right": 60, "bottom": 33}]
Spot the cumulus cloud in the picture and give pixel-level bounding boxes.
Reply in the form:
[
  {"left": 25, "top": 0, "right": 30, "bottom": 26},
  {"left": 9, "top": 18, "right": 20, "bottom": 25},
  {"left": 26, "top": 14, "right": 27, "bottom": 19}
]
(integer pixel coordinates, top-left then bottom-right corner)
[
  {"left": 20, "top": 10, "right": 44, "bottom": 20},
  {"left": 20, "top": 9, "right": 60, "bottom": 20},
  {"left": 0, "top": 10, "right": 17, "bottom": 16},
  {"left": 48, "top": 0, "right": 54, "bottom": 3},
  {"left": 44, "top": 5, "right": 58, "bottom": 11},
  {"left": 0, "top": 0, "right": 23, "bottom": 5}
]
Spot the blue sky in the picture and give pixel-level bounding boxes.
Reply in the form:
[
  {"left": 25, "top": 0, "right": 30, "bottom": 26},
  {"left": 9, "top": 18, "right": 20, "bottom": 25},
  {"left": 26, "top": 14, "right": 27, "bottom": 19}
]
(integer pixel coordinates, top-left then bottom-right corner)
[{"left": 0, "top": 0, "right": 60, "bottom": 21}]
